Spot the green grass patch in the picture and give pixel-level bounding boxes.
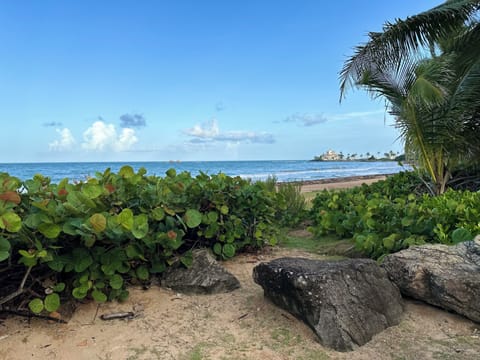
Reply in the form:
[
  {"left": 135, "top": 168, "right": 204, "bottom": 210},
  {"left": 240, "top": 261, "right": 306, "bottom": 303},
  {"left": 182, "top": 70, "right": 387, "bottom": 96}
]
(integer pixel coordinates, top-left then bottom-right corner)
[{"left": 279, "top": 231, "right": 356, "bottom": 258}]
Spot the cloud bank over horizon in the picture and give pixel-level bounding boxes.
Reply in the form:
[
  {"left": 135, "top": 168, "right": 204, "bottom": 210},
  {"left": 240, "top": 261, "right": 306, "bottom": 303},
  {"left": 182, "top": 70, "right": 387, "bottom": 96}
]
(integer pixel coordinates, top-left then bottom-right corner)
[
  {"left": 183, "top": 119, "right": 275, "bottom": 144},
  {"left": 48, "top": 120, "right": 139, "bottom": 154}
]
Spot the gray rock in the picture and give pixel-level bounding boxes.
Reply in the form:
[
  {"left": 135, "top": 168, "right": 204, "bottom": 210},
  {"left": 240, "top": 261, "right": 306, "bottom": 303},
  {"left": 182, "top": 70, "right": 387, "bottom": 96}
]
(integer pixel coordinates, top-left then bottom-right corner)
[
  {"left": 382, "top": 240, "right": 480, "bottom": 323},
  {"left": 253, "top": 258, "right": 403, "bottom": 351},
  {"left": 161, "top": 249, "right": 240, "bottom": 294}
]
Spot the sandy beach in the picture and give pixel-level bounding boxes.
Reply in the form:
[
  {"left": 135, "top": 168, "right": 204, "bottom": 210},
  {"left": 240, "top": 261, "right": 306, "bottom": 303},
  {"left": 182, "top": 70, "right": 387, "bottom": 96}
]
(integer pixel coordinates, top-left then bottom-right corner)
[{"left": 293, "top": 174, "right": 387, "bottom": 193}]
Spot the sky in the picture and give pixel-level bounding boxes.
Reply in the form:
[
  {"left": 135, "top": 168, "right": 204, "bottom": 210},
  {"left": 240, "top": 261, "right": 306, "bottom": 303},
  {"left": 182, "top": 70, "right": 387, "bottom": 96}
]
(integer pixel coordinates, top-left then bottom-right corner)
[{"left": 0, "top": 0, "right": 442, "bottom": 163}]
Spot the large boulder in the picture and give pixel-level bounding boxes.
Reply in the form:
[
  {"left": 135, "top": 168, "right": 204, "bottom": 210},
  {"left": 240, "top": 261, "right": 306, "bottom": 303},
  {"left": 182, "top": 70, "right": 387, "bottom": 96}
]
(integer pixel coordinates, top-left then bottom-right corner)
[
  {"left": 253, "top": 258, "right": 403, "bottom": 351},
  {"left": 161, "top": 249, "right": 240, "bottom": 294},
  {"left": 382, "top": 240, "right": 480, "bottom": 323}
]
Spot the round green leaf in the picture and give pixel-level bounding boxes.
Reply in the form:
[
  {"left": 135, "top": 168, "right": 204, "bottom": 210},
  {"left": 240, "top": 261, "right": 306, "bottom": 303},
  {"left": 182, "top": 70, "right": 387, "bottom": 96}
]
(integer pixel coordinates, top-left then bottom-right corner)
[
  {"left": 109, "top": 274, "right": 124, "bottom": 290},
  {"left": 81, "top": 183, "right": 103, "bottom": 199},
  {"left": 132, "top": 214, "right": 149, "bottom": 239},
  {"left": 91, "top": 289, "right": 107, "bottom": 303},
  {"left": 184, "top": 209, "right": 202, "bottom": 228},
  {"left": 1, "top": 212, "right": 22, "bottom": 233},
  {"left": 53, "top": 282, "right": 66, "bottom": 292},
  {"left": 73, "top": 251, "right": 93, "bottom": 273},
  {"left": 119, "top": 165, "right": 135, "bottom": 178},
  {"left": 0, "top": 251, "right": 9, "bottom": 262},
  {"left": 72, "top": 286, "right": 88, "bottom": 300},
  {"left": 44, "top": 293, "right": 60, "bottom": 312},
  {"left": 38, "top": 223, "right": 61, "bottom": 239},
  {"left": 166, "top": 168, "right": 176, "bottom": 178},
  {"left": 220, "top": 205, "right": 229, "bottom": 215},
  {"left": 28, "top": 298, "right": 44, "bottom": 314},
  {"left": 135, "top": 265, "right": 149, "bottom": 281},
  {"left": 89, "top": 213, "right": 107, "bottom": 232},
  {"left": 213, "top": 243, "right": 222, "bottom": 255},
  {"left": 0, "top": 237, "right": 11, "bottom": 262},
  {"left": 118, "top": 208, "right": 134, "bottom": 231},
  {"left": 152, "top": 207, "right": 165, "bottom": 221},
  {"left": 451, "top": 228, "right": 473, "bottom": 244},
  {"left": 222, "top": 243, "right": 235, "bottom": 258},
  {"left": 125, "top": 244, "right": 140, "bottom": 259}
]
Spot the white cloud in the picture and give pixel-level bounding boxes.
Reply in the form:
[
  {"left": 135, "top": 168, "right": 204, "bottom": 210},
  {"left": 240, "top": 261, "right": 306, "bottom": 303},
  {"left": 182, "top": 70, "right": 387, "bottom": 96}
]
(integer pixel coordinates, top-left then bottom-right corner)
[
  {"left": 184, "top": 119, "right": 274, "bottom": 144},
  {"left": 115, "top": 128, "right": 138, "bottom": 151},
  {"left": 82, "top": 121, "right": 138, "bottom": 152},
  {"left": 283, "top": 113, "right": 327, "bottom": 127},
  {"left": 185, "top": 119, "right": 221, "bottom": 138},
  {"left": 49, "top": 128, "right": 76, "bottom": 151}
]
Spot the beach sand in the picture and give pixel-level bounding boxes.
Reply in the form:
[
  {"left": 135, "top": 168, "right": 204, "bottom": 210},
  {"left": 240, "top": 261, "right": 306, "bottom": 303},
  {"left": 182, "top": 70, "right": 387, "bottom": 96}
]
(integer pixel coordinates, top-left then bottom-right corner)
[{"left": 295, "top": 174, "right": 387, "bottom": 192}]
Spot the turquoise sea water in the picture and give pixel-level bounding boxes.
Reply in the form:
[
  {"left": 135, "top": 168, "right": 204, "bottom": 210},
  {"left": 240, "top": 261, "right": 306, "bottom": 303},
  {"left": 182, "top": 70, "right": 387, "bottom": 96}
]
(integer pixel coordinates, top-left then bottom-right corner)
[{"left": 0, "top": 160, "right": 409, "bottom": 184}]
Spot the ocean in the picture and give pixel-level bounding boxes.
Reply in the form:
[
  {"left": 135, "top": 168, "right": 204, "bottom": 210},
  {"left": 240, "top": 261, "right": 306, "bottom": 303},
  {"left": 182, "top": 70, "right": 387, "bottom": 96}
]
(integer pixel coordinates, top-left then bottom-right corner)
[{"left": 0, "top": 160, "right": 409, "bottom": 184}]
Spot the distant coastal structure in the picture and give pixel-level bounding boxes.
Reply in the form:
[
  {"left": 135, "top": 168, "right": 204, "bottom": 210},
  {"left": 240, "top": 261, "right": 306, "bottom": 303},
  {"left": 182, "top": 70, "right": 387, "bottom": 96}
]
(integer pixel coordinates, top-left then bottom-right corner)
[
  {"left": 314, "top": 149, "right": 340, "bottom": 161},
  {"left": 313, "top": 149, "right": 403, "bottom": 162}
]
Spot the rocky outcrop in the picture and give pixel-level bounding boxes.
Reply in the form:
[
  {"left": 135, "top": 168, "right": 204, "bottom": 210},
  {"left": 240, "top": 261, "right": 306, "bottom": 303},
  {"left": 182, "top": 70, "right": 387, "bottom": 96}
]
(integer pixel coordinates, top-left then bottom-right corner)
[
  {"left": 382, "top": 240, "right": 480, "bottom": 323},
  {"left": 161, "top": 249, "right": 240, "bottom": 294},
  {"left": 253, "top": 258, "right": 403, "bottom": 351}
]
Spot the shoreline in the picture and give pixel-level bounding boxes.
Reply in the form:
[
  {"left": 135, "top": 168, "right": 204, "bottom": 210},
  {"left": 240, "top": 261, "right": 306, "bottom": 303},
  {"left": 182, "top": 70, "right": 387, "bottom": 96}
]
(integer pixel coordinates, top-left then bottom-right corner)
[{"left": 280, "top": 174, "right": 389, "bottom": 192}]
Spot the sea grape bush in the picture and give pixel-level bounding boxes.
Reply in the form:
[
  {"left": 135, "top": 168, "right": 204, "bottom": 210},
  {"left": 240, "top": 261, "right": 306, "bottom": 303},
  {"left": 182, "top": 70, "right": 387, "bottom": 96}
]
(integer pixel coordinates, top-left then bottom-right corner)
[
  {"left": 310, "top": 172, "right": 478, "bottom": 259},
  {"left": 0, "top": 167, "right": 286, "bottom": 314}
]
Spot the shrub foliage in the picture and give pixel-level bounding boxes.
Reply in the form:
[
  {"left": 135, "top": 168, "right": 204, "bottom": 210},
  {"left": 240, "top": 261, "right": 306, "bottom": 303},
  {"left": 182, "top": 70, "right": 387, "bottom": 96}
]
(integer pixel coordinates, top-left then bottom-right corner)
[
  {"left": 309, "top": 172, "right": 478, "bottom": 259},
  {"left": 0, "top": 167, "right": 287, "bottom": 314}
]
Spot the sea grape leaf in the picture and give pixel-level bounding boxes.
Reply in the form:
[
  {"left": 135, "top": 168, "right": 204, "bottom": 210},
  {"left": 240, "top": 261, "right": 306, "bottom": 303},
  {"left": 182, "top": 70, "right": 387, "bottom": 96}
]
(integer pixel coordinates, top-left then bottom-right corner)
[
  {"left": 118, "top": 208, "right": 134, "bottom": 230},
  {"left": 382, "top": 234, "right": 397, "bottom": 251},
  {"left": 119, "top": 165, "right": 135, "bottom": 178},
  {"left": 62, "top": 218, "right": 83, "bottom": 235},
  {"left": 91, "top": 289, "right": 107, "bottom": 303},
  {"left": 0, "top": 191, "right": 21, "bottom": 204},
  {"left": 53, "top": 282, "right": 66, "bottom": 292},
  {"left": 109, "top": 274, "right": 124, "bottom": 289},
  {"left": 150, "top": 261, "right": 166, "bottom": 274},
  {"left": 89, "top": 213, "right": 107, "bottom": 233},
  {"left": 213, "top": 243, "right": 222, "bottom": 255},
  {"left": 451, "top": 228, "right": 473, "bottom": 244},
  {"left": 1, "top": 212, "right": 22, "bottom": 233},
  {"left": 135, "top": 265, "right": 149, "bottom": 280},
  {"left": 44, "top": 293, "right": 60, "bottom": 312},
  {"left": 18, "top": 250, "right": 38, "bottom": 267},
  {"left": 152, "top": 207, "right": 165, "bottom": 221},
  {"left": 81, "top": 183, "right": 103, "bottom": 199},
  {"left": 38, "top": 223, "right": 61, "bottom": 239},
  {"left": 28, "top": 298, "right": 44, "bottom": 314},
  {"left": 132, "top": 214, "right": 149, "bottom": 239},
  {"left": 223, "top": 244, "right": 235, "bottom": 258},
  {"left": 0, "top": 237, "right": 11, "bottom": 262},
  {"left": 125, "top": 244, "right": 140, "bottom": 259},
  {"left": 180, "top": 250, "right": 193, "bottom": 268},
  {"left": 73, "top": 248, "right": 93, "bottom": 272},
  {"left": 220, "top": 205, "right": 229, "bottom": 215},
  {"left": 184, "top": 209, "right": 202, "bottom": 228},
  {"left": 166, "top": 168, "right": 176, "bottom": 178},
  {"left": 24, "top": 212, "right": 51, "bottom": 229},
  {"left": 207, "top": 211, "right": 218, "bottom": 223},
  {"left": 72, "top": 286, "right": 88, "bottom": 300}
]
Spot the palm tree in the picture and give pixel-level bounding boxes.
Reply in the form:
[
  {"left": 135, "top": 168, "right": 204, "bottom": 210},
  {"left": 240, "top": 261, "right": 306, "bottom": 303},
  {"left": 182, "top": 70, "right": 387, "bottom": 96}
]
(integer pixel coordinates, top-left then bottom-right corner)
[{"left": 340, "top": 0, "right": 480, "bottom": 194}]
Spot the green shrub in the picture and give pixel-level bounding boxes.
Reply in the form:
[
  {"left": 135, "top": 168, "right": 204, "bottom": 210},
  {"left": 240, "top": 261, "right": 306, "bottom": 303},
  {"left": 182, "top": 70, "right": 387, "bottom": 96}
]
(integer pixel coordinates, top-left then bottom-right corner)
[
  {"left": 0, "top": 167, "right": 283, "bottom": 313},
  {"left": 309, "top": 171, "right": 478, "bottom": 259},
  {"left": 275, "top": 182, "right": 307, "bottom": 227}
]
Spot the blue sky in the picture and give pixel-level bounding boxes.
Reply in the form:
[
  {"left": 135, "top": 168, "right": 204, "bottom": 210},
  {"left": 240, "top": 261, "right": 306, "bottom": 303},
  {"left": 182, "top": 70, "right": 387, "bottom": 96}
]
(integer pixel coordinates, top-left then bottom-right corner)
[{"left": 0, "top": 0, "right": 441, "bottom": 162}]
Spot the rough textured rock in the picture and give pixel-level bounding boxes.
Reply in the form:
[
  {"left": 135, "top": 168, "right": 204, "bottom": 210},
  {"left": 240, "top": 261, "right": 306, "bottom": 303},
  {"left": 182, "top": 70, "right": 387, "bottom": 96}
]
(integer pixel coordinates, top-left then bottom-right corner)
[
  {"left": 382, "top": 240, "right": 480, "bottom": 323},
  {"left": 161, "top": 249, "right": 240, "bottom": 294},
  {"left": 253, "top": 258, "right": 403, "bottom": 351}
]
